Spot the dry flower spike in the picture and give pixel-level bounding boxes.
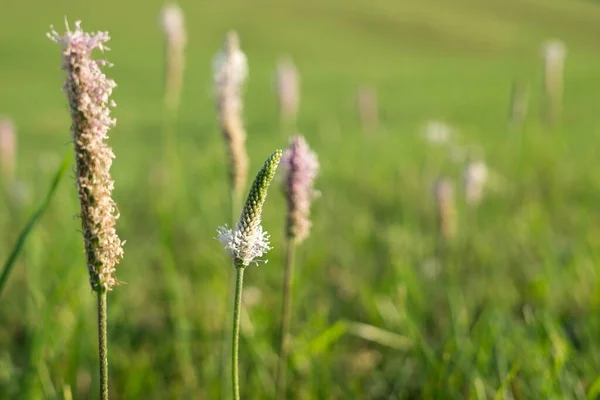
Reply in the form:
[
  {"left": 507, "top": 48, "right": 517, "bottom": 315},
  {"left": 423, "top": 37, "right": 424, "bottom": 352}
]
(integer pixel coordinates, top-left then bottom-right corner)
[
  {"left": 0, "top": 118, "right": 16, "bottom": 180},
  {"left": 49, "top": 20, "right": 124, "bottom": 292},
  {"left": 282, "top": 135, "right": 319, "bottom": 243},
  {"left": 213, "top": 31, "right": 249, "bottom": 199}
]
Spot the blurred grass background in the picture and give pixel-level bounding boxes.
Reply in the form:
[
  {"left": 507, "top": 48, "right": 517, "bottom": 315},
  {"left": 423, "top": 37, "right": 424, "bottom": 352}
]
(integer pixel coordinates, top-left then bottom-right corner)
[{"left": 2, "top": 0, "right": 600, "bottom": 398}]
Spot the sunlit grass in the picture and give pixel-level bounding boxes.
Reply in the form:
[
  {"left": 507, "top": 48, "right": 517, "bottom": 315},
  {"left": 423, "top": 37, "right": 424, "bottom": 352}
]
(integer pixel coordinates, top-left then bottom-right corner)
[{"left": 1, "top": 0, "right": 600, "bottom": 398}]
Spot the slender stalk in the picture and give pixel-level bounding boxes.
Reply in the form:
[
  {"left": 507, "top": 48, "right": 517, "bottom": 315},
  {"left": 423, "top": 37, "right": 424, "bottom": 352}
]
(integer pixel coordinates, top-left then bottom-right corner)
[
  {"left": 97, "top": 290, "right": 108, "bottom": 400},
  {"left": 218, "top": 150, "right": 282, "bottom": 399},
  {"left": 0, "top": 151, "right": 69, "bottom": 299},
  {"left": 156, "top": 193, "right": 197, "bottom": 393},
  {"left": 157, "top": 81, "right": 199, "bottom": 394},
  {"left": 218, "top": 189, "right": 242, "bottom": 399},
  {"left": 232, "top": 266, "right": 245, "bottom": 400},
  {"left": 162, "top": 108, "right": 180, "bottom": 181},
  {"left": 276, "top": 237, "right": 296, "bottom": 399}
]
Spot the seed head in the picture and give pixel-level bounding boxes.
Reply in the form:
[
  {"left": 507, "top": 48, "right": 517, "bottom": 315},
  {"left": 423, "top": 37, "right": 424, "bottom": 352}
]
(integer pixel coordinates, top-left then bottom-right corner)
[
  {"left": 356, "top": 86, "right": 379, "bottom": 135},
  {"left": 541, "top": 39, "right": 567, "bottom": 124},
  {"left": 434, "top": 178, "right": 456, "bottom": 240},
  {"left": 213, "top": 31, "right": 248, "bottom": 117},
  {"left": 212, "top": 30, "right": 249, "bottom": 197},
  {"left": 422, "top": 120, "right": 454, "bottom": 145},
  {"left": 160, "top": 3, "right": 187, "bottom": 113},
  {"left": 0, "top": 118, "right": 16, "bottom": 180},
  {"left": 160, "top": 3, "right": 186, "bottom": 48},
  {"left": 48, "top": 20, "right": 124, "bottom": 292},
  {"left": 282, "top": 136, "right": 319, "bottom": 243},
  {"left": 275, "top": 57, "right": 300, "bottom": 123},
  {"left": 542, "top": 40, "right": 567, "bottom": 64},
  {"left": 464, "top": 160, "right": 488, "bottom": 206},
  {"left": 218, "top": 150, "right": 282, "bottom": 267}
]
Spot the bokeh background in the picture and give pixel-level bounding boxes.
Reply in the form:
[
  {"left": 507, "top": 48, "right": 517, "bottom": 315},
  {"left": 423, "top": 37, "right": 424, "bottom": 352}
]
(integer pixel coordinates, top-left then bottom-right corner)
[{"left": 2, "top": 0, "right": 600, "bottom": 398}]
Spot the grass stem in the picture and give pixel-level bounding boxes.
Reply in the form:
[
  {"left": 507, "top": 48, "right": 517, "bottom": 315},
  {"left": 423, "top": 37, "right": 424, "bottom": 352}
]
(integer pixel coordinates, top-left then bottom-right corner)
[
  {"left": 232, "top": 266, "right": 245, "bottom": 400},
  {"left": 97, "top": 290, "right": 108, "bottom": 400},
  {"left": 217, "top": 188, "right": 243, "bottom": 399},
  {"left": 275, "top": 237, "right": 296, "bottom": 399},
  {"left": 0, "top": 151, "right": 70, "bottom": 299}
]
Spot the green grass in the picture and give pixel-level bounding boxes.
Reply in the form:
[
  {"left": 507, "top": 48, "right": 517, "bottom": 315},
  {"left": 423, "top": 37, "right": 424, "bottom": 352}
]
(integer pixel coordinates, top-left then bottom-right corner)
[{"left": 2, "top": 0, "right": 600, "bottom": 398}]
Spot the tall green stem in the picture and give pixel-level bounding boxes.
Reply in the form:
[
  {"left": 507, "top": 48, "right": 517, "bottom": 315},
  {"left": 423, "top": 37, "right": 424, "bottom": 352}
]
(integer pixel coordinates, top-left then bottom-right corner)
[
  {"left": 217, "top": 188, "right": 242, "bottom": 399},
  {"left": 0, "top": 151, "right": 70, "bottom": 299},
  {"left": 97, "top": 290, "right": 108, "bottom": 400},
  {"left": 275, "top": 237, "right": 296, "bottom": 399},
  {"left": 232, "top": 266, "right": 245, "bottom": 400}
]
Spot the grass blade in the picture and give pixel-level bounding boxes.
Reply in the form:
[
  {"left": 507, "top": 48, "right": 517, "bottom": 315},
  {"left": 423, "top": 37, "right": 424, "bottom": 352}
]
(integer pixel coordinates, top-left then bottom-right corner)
[{"left": 0, "top": 150, "right": 70, "bottom": 298}]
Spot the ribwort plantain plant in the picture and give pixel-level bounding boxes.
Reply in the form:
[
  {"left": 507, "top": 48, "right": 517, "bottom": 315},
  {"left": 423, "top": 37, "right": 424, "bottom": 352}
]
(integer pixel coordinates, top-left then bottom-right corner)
[
  {"left": 157, "top": 5, "right": 197, "bottom": 392},
  {"left": 160, "top": 3, "right": 186, "bottom": 120},
  {"left": 274, "top": 57, "right": 300, "bottom": 135},
  {"left": 213, "top": 31, "right": 250, "bottom": 220},
  {"left": 463, "top": 159, "right": 488, "bottom": 207},
  {"left": 356, "top": 86, "right": 379, "bottom": 136},
  {"left": 433, "top": 177, "right": 456, "bottom": 250},
  {"left": 0, "top": 118, "right": 16, "bottom": 182},
  {"left": 213, "top": 31, "right": 251, "bottom": 397},
  {"left": 541, "top": 40, "right": 567, "bottom": 126},
  {"left": 276, "top": 136, "right": 319, "bottom": 398},
  {"left": 48, "top": 20, "right": 124, "bottom": 400},
  {"left": 159, "top": 2, "right": 186, "bottom": 172},
  {"left": 217, "top": 150, "right": 282, "bottom": 400}
]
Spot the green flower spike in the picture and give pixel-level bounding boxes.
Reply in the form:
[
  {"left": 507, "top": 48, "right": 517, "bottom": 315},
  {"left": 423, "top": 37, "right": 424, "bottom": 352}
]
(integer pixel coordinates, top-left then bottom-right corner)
[{"left": 218, "top": 150, "right": 282, "bottom": 267}]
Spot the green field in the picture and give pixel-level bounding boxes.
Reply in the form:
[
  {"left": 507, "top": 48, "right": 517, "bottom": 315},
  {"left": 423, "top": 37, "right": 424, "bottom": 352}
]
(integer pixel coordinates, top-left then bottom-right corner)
[{"left": 2, "top": 0, "right": 600, "bottom": 398}]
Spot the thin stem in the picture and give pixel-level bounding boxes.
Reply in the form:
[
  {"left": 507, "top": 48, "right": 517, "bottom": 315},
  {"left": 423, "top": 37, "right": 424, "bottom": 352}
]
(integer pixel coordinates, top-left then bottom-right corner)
[
  {"left": 232, "top": 266, "right": 245, "bottom": 400},
  {"left": 217, "top": 188, "right": 242, "bottom": 399},
  {"left": 97, "top": 290, "right": 108, "bottom": 400},
  {"left": 158, "top": 83, "right": 199, "bottom": 394},
  {"left": 275, "top": 237, "right": 296, "bottom": 399},
  {"left": 0, "top": 151, "right": 70, "bottom": 299}
]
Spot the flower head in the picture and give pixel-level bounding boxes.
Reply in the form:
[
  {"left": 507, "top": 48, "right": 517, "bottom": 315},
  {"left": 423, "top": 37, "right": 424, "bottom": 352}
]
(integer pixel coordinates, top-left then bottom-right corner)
[
  {"left": 160, "top": 3, "right": 186, "bottom": 47},
  {"left": 422, "top": 120, "right": 454, "bottom": 145},
  {"left": 160, "top": 3, "right": 187, "bottom": 113},
  {"left": 212, "top": 31, "right": 248, "bottom": 116},
  {"left": 212, "top": 31, "right": 249, "bottom": 197},
  {"left": 433, "top": 178, "right": 456, "bottom": 240},
  {"left": 356, "top": 86, "right": 379, "bottom": 135},
  {"left": 282, "top": 136, "right": 319, "bottom": 243},
  {"left": 275, "top": 57, "right": 300, "bottom": 122},
  {"left": 218, "top": 150, "right": 282, "bottom": 267},
  {"left": 541, "top": 39, "right": 567, "bottom": 125},
  {"left": 49, "top": 20, "right": 123, "bottom": 292},
  {"left": 0, "top": 118, "right": 16, "bottom": 180},
  {"left": 464, "top": 159, "right": 488, "bottom": 206},
  {"left": 542, "top": 40, "right": 567, "bottom": 63}
]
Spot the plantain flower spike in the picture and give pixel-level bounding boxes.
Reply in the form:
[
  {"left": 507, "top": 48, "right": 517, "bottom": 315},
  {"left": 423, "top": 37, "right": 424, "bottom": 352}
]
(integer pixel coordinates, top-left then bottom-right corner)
[
  {"left": 160, "top": 3, "right": 187, "bottom": 113},
  {"left": 275, "top": 57, "right": 300, "bottom": 124},
  {"left": 0, "top": 118, "right": 16, "bottom": 180},
  {"left": 161, "top": 3, "right": 186, "bottom": 48},
  {"left": 356, "top": 86, "right": 379, "bottom": 135},
  {"left": 212, "top": 31, "right": 249, "bottom": 197},
  {"left": 218, "top": 150, "right": 282, "bottom": 267},
  {"left": 434, "top": 178, "right": 456, "bottom": 240},
  {"left": 48, "top": 20, "right": 124, "bottom": 292},
  {"left": 282, "top": 136, "right": 319, "bottom": 243},
  {"left": 464, "top": 159, "right": 488, "bottom": 206},
  {"left": 541, "top": 39, "right": 567, "bottom": 124}
]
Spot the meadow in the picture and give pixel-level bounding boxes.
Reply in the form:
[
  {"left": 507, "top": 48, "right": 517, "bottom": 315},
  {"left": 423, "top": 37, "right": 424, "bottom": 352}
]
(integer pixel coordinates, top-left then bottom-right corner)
[{"left": 2, "top": 0, "right": 600, "bottom": 398}]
